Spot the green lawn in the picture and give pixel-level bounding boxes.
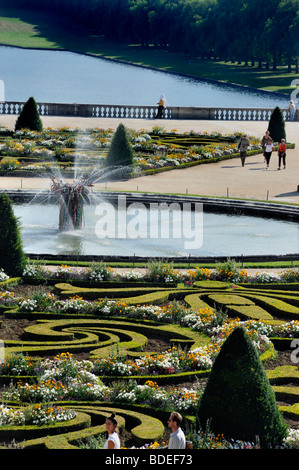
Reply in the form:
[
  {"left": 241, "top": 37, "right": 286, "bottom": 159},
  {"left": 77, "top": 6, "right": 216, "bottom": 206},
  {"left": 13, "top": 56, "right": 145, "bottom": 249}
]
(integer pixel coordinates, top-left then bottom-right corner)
[{"left": 0, "top": 7, "right": 298, "bottom": 95}]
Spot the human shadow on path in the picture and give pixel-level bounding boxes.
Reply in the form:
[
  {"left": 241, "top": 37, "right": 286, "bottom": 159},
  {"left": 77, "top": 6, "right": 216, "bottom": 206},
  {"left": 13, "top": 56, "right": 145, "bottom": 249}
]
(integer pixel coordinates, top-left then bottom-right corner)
[{"left": 275, "top": 191, "right": 299, "bottom": 198}]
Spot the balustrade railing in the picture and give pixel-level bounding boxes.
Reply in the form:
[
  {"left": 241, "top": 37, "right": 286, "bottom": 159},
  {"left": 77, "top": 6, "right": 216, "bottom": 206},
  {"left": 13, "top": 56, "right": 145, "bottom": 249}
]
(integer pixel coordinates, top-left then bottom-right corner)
[
  {"left": 212, "top": 107, "right": 292, "bottom": 121},
  {"left": 0, "top": 101, "right": 296, "bottom": 121}
]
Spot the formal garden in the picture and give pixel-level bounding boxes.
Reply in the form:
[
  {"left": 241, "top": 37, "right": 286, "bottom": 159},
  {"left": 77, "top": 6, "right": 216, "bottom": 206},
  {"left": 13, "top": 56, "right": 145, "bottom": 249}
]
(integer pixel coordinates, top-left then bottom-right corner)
[
  {"left": 0, "top": 113, "right": 294, "bottom": 180},
  {"left": 0, "top": 124, "right": 261, "bottom": 175},
  {"left": 0, "top": 101, "right": 299, "bottom": 450},
  {"left": 1, "top": 251, "right": 299, "bottom": 449}
]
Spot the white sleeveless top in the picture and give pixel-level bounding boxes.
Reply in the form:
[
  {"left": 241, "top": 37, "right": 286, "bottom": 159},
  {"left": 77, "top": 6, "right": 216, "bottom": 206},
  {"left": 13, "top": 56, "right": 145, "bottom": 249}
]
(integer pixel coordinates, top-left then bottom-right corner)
[{"left": 104, "top": 432, "right": 121, "bottom": 449}]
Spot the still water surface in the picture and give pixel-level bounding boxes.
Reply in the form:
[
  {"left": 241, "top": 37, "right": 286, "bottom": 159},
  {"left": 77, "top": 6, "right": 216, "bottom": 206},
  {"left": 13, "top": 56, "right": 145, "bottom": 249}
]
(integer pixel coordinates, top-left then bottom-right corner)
[
  {"left": 14, "top": 203, "right": 298, "bottom": 258},
  {"left": 1, "top": 46, "right": 290, "bottom": 108}
]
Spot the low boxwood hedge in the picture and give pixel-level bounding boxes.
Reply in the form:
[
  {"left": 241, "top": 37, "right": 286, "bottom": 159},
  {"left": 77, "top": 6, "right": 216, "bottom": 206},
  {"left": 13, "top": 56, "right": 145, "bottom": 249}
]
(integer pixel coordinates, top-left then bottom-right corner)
[
  {"left": 225, "top": 304, "right": 274, "bottom": 321},
  {"left": 54, "top": 283, "right": 173, "bottom": 299},
  {"left": 278, "top": 403, "right": 299, "bottom": 421},
  {"left": 267, "top": 366, "right": 299, "bottom": 385},
  {"left": 0, "top": 411, "right": 90, "bottom": 441},
  {"left": 1, "top": 316, "right": 209, "bottom": 360},
  {"left": 21, "top": 404, "right": 165, "bottom": 449},
  {"left": 245, "top": 294, "right": 299, "bottom": 320},
  {"left": 239, "top": 283, "right": 299, "bottom": 291},
  {"left": 120, "top": 291, "right": 170, "bottom": 306},
  {"left": 272, "top": 385, "right": 299, "bottom": 402},
  {"left": 184, "top": 293, "right": 215, "bottom": 310}
]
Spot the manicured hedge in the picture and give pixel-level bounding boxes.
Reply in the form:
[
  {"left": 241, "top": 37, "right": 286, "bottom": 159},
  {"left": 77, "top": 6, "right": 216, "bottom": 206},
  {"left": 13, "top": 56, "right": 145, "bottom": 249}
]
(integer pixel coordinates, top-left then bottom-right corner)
[
  {"left": 20, "top": 404, "right": 165, "bottom": 449},
  {"left": 266, "top": 366, "right": 299, "bottom": 420},
  {"left": 184, "top": 293, "right": 215, "bottom": 310},
  {"left": 267, "top": 366, "right": 299, "bottom": 385},
  {"left": 121, "top": 291, "right": 170, "bottom": 306},
  {"left": 0, "top": 277, "right": 20, "bottom": 287},
  {"left": 239, "top": 283, "right": 299, "bottom": 291},
  {"left": 54, "top": 282, "right": 173, "bottom": 299},
  {"left": 246, "top": 294, "right": 299, "bottom": 320},
  {"left": 1, "top": 316, "right": 209, "bottom": 360},
  {"left": 0, "top": 411, "right": 90, "bottom": 441}
]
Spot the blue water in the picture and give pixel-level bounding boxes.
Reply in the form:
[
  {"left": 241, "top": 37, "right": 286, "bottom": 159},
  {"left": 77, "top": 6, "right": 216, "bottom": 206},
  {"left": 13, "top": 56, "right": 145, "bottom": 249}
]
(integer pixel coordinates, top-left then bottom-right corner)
[{"left": 0, "top": 46, "right": 290, "bottom": 108}]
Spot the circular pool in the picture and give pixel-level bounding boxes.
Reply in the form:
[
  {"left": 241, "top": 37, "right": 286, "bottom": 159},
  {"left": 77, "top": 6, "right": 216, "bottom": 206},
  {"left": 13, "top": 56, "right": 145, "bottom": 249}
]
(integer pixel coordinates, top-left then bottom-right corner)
[{"left": 12, "top": 193, "right": 299, "bottom": 259}]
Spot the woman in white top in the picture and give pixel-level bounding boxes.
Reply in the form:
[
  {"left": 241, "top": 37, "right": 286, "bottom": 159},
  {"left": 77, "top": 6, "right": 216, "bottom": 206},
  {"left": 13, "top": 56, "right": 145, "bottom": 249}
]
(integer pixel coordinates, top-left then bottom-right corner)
[
  {"left": 264, "top": 137, "right": 274, "bottom": 168},
  {"left": 103, "top": 413, "right": 121, "bottom": 449}
]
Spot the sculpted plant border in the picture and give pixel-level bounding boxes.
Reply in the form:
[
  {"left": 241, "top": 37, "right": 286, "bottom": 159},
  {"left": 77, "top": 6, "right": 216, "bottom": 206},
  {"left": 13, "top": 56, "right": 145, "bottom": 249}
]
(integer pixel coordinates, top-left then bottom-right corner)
[{"left": 1, "top": 273, "right": 299, "bottom": 448}]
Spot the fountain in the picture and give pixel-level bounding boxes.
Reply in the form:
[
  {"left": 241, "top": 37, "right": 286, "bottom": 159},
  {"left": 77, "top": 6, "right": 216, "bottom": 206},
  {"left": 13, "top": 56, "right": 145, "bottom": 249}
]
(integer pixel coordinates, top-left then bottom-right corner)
[
  {"left": 50, "top": 177, "right": 94, "bottom": 230},
  {"left": 6, "top": 129, "right": 299, "bottom": 261}
]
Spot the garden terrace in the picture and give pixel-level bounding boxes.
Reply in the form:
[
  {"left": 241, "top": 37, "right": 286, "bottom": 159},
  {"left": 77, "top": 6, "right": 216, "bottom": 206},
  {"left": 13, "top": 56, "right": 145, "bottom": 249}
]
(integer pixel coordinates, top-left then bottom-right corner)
[{"left": 1, "top": 125, "right": 294, "bottom": 178}]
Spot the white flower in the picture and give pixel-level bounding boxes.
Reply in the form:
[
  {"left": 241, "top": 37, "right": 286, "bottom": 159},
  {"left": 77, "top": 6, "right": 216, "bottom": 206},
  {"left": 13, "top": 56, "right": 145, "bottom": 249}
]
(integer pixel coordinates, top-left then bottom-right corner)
[
  {"left": 19, "top": 299, "right": 38, "bottom": 311},
  {"left": 0, "top": 269, "right": 9, "bottom": 281}
]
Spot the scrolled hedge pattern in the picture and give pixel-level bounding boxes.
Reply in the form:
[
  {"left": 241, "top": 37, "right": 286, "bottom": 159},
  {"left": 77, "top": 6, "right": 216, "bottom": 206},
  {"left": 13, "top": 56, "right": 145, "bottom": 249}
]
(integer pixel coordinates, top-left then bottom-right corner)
[
  {"left": 1, "top": 278, "right": 299, "bottom": 447},
  {"left": 8, "top": 405, "right": 165, "bottom": 449},
  {"left": 3, "top": 317, "right": 207, "bottom": 359}
]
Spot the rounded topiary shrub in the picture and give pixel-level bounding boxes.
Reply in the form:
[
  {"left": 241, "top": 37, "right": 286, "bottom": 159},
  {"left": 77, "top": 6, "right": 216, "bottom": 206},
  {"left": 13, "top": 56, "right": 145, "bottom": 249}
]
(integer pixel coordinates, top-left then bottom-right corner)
[
  {"left": 15, "top": 97, "right": 43, "bottom": 132},
  {"left": 197, "top": 326, "right": 288, "bottom": 448},
  {"left": 268, "top": 106, "right": 286, "bottom": 143},
  {"left": 0, "top": 192, "right": 27, "bottom": 276}
]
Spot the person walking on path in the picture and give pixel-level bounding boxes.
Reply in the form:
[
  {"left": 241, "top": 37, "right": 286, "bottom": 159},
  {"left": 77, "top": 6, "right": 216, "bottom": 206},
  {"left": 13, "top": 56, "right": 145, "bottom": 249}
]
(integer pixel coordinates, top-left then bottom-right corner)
[
  {"left": 278, "top": 138, "right": 287, "bottom": 169},
  {"left": 264, "top": 137, "right": 274, "bottom": 169},
  {"left": 155, "top": 94, "right": 168, "bottom": 119},
  {"left": 167, "top": 412, "right": 186, "bottom": 449},
  {"left": 238, "top": 134, "right": 250, "bottom": 166},
  {"left": 288, "top": 100, "right": 296, "bottom": 121},
  {"left": 261, "top": 130, "right": 271, "bottom": 163}
]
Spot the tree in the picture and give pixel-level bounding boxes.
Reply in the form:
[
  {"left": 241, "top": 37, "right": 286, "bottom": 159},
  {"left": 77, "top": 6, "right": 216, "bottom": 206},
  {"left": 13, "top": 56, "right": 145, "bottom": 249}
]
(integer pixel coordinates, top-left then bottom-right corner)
[
  {"left": 15, "top": 96, "right": 43, "bottom": 132},
  {"left": 0, "top": 193, "right": 27, "bottom": 276},
  {"left": 268, "top": 106, "right": 286, "bottom": 142},
  {"left": 106, "top": 123, "right": 134, "bottom": 170},
  {"left": 197, "top": 327, "right": 288, "bottom": 448}
]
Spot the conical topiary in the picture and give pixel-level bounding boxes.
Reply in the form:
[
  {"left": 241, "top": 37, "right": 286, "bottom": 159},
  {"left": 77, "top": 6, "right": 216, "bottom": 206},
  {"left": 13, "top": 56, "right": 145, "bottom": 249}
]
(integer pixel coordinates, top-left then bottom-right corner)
[
  {"left": 106, "top": 123, "right": 133, "bottom": 169},
  {"left": 197, "top": 327, "right": 288, "bottom": 448},
  {"left": 268, "top": 106, "right": 286, "bottom": 143},
  {"left": 0, "top": 193, "right": 27, "bottom": 276},
  {"left": 15, "top": 96, "right": 43, "bottom": 132}
]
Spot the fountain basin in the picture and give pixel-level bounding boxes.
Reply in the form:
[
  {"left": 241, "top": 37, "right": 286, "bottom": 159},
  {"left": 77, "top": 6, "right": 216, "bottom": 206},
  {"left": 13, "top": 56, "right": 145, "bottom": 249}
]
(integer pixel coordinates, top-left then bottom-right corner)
[{"left": 8, "top": 191, "right": 299, "bottom": 260}]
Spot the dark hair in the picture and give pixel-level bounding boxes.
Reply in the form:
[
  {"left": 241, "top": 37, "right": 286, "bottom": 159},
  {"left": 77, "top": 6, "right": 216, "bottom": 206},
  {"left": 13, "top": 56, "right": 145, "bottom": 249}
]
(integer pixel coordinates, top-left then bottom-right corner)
[
  {"left": 171, "top": 412, "right": 183, "bottom": 427},
  {"left": 107, "top": 413, "right": 118, "bottom": 426}
]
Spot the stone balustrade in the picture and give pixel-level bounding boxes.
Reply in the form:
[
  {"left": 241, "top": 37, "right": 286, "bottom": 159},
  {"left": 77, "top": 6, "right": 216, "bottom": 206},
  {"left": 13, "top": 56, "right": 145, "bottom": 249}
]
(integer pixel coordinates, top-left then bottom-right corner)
[{"left": 0, "top": 101, "right": 297, "bottom": 121}]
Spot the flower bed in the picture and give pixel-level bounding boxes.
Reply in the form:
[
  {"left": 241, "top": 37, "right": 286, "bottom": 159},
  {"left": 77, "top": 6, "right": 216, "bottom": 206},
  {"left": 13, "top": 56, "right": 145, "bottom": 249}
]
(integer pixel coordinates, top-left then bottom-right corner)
[
  {"left": 1, "top": 125, "right": 286, "bottom": 176},
  {"left": 0, "top": 404, "right": 76, "bottom": 427},
  {"left": 1, "top": 258, "right": 299, "bottom": 448},
  {"left": 20, "top": 259, "right": 299, "bottom": 286}
]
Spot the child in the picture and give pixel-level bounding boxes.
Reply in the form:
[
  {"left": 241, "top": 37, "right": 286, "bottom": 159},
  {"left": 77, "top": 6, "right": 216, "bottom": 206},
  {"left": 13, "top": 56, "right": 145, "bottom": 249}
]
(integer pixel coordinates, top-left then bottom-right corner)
[{"left": 278, "top": 138, "right": 287, "bottom": 170}]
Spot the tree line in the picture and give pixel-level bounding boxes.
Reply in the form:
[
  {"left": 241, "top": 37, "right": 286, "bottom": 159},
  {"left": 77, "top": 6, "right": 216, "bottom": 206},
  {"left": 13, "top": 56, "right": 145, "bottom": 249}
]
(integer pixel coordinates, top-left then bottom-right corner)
[{"left": 3, "top": 0, "right": 299, "bottom": 71}]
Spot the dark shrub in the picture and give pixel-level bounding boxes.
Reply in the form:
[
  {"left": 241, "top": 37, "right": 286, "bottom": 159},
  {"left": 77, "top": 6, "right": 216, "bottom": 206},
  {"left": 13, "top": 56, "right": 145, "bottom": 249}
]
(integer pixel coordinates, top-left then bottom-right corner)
[
  {"left": 268, "top": 106, "right": 286, "bottom": 143},
  {"left": 197, "top": 327, "right": 288, "bottom": 448},
  {"left": 106, "top": 123, "right": 133, "bottom": 177},
  {"left": 0, "top": 193, "right": 27, "bottom": 276},
  {"left": 15, "top": 97, "right": 43, "bottom": 132}
]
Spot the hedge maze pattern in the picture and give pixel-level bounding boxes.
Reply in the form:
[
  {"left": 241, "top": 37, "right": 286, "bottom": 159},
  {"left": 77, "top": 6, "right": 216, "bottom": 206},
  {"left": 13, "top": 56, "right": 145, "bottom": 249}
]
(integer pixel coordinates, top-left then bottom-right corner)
[
  {"left": 19, "top": 405, "right": 165, "bottom": 449},
  {"left": 1, "top": 279, "right": 299, "bottom": 448},
  {"left": 5, "top": 317, "right": 204, "bottom": 359}
]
